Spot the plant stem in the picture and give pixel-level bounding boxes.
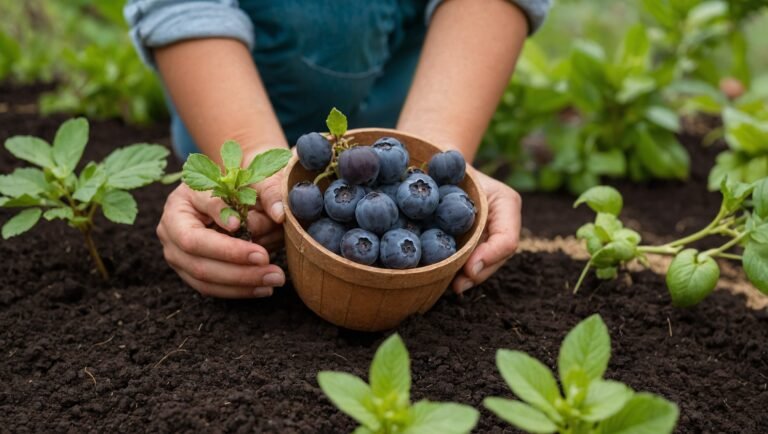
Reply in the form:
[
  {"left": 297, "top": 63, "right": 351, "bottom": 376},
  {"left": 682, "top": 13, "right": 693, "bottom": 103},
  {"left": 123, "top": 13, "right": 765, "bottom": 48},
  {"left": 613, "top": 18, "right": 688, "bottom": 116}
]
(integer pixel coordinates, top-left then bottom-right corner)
[
  {"left": 82, "top": 228, "right": 109, "bottom": 280},
  {"left": 573, "top": 260, "right": 592, "bottom": 294},
  {"left": 711, "top": 252, "right": 743, "bottom": 260},
  {"left": 313, "top": 168, "right": 336, "bottom": 185},
  {"left": 666, "top": 205, "right": 727, "bottom": 248},
  {"left": 701, "top": 231, "right": 749, "bottom": 259},
  {"left": 636, "top": 245, "right": 681, "bottom": 256}
]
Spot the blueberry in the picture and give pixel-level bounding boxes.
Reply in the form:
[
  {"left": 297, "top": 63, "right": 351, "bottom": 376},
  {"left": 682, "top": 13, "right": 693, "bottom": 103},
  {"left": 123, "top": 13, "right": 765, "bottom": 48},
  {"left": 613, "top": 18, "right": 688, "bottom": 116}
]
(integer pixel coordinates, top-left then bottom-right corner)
[
  {"left": 372, "top": 137, "right": 409, "bottom": 184},
  {"left": 380, "top": 229, "right": 422, "bottom": 269},
  {"left": 308, "top": 218, "right": 346, "bottom": 254},
  {"left": 376, "top": 182, "right": 400, "bottom": 202},
  {"left": 405, "top": 167, "right": 425, "bottom": 178},
  {"left": 420, "top": 229, "right": 457, "bottom": 265},
  {"left": 428, "top": 150, "right": 466, "bottom": 185},
  {"left": 438, "top": 184, "right": 466, "bottom": 199},
  {"left": 289, "top": 181, "right": 324, "bottom": 221},
  {"left": 339, "top": 146, "right": 380, "bottom": 185},
  {"left": 392, "top": 214, "right": 422, "bottom": 237},
  {"left": 435, "top": 192, "right": 476, "bottom": 236},
  {"left": 324, "top": 179, "right": 365, "bottom": 223},
  {"left": 355, "top": 192, "right": 399, "bottom": 235},
  {"left": 341, "top": 228, "right": 379, "bottom": 265},
  {"left": 296, "top": 132, "right": 332, "bottom": 171},
  {"left": 396, "top": 174, "right": 439, "bottom": 220}
]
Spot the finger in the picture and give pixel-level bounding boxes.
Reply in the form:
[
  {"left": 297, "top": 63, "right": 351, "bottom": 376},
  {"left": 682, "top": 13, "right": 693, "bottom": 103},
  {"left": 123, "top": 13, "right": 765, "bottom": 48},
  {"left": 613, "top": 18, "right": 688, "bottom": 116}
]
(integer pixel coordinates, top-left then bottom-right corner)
[
  {"left": 165, "top": 247, "right": 285, "bottom": 287},
  {"left": 255, "top": 172, "right": 286, "bottom": 224},
  {"left": 185, "top": 186, "right": 241, "bottom": 232},
  {"left": 451, "top": 258, "right": 508, "bottom": 294},
  {"left": 246, "top": 209, "right": 281, "bottom": 238},
  {"left": 175, "top": 269, "right": 274, "bottom": 299},
  {"left": 253, "top": 231, "right": 284, "bottom": 253}
]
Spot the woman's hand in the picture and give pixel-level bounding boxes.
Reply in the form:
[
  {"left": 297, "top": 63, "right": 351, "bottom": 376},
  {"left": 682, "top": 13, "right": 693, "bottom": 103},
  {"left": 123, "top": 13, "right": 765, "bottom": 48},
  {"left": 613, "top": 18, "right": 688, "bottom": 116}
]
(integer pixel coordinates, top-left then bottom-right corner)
[{"left": 452, "top": 170, "right": 521, "bottom": 294}]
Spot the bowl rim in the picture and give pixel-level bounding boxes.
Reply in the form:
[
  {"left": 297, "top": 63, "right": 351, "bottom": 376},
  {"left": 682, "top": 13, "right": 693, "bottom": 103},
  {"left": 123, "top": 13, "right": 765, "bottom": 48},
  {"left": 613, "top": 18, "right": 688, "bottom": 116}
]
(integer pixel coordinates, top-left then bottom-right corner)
[{"left": 282, "top": 127, "right": 489, "bottom": 279}]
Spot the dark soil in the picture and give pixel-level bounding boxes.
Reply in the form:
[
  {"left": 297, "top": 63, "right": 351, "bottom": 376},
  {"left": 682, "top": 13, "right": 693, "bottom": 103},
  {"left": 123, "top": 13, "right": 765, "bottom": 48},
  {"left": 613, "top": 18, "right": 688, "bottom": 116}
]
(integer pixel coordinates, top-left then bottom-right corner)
[{"left": 1, "top": 84, "right": 767, "bottom": 433}]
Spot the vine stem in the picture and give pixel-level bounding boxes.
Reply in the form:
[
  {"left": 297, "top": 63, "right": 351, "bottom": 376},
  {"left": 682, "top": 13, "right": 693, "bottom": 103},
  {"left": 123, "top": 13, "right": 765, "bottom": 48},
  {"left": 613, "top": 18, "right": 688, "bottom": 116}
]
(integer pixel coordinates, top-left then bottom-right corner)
[
  {"left": 665, "top": 204, "right": 728, "bottom": 248},
  {"left": 701, "top": 231, "right": 750, "bottom": 259},
  {"left": 82, "top": 228, "right": 109, "bottom": 280},
  {"left": 636, "top": 245, "right": 680, "bottom": 256},
  {"left": 573, "top": 260, "right": 592, "bottom": 294}
]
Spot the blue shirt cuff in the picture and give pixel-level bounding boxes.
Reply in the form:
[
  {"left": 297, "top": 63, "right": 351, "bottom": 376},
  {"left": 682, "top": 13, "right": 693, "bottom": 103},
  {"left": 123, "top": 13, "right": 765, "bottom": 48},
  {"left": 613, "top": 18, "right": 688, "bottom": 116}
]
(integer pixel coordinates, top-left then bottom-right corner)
[{"left": 426, "top": 0, "right": 551, "bottom": 35}]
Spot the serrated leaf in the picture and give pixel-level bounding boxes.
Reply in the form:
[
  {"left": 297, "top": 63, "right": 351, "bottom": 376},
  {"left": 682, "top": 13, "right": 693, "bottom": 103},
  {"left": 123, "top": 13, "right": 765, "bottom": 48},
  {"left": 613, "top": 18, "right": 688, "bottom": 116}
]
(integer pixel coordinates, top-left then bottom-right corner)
[
  {"left": 404, "top": 401, "right": 479, "bottom": 434},
  {"left": 43, "top": 207, "right": 74, "bottom": 221},
  {"left": 237, "top": 187, "right": 258, "bottom": 205},
  {"left": 220, "top": 207, "right": 239, "bottom": 224},
  {"left": 743, "top": 240, "right": 768, "bottom": 294},
  {"left": 326, "top": 107, "right": 348, "bottom": 137},
  {"left": 182, "top": 153, "right": 222, "bottom": 191},
  {"left": 317, "top": 372, "right": 379, "bottom": 430},
  {"left": 666, "top": 249, "right": 719, "bottom": 307},
  {"left": 582, "top": 380, "right": 634, "bottom": 422},
  {"left": 574, "top": 186, "right": 623, "bottom": 215},
  {"left": 483, "top": 398, "right": 557, "bottom": 433},
  {"left": 220, "top": 140, "right": 243, "bottom": 170},
  {"left": 52, "top": 118, "right": 89, "bottom": 176},
  {"left": 370, "top": 334, "right": 410, "bottom": 400},
  {"left": 101, "top": 190, "right": 137, "bottom": 224},
  {"left": 73, "top": 166, "right": 107, "bottom": 202},
  {"left": 600, "top": 393, "right": 678, "bottom": 434},
  {"left": 104, "top": 143, "right": 170, "bottom": 189},
  {"left": 4, "top": 136, "right": 54, "bottom": 168},
  {"left": 558, "top": 314, "right": 611, "bottom": 387},
  {"left": 2, "top": 208, "right": 42, "bottom": 239},
  {"left": 0, "top": 168, "right": 48, "bottom": 197},
  {"left": 245, "top": 148, "right": 292, "bottom": 185},
  {"left": 496, "top": 350, "right": 561, "bottom": 421}
]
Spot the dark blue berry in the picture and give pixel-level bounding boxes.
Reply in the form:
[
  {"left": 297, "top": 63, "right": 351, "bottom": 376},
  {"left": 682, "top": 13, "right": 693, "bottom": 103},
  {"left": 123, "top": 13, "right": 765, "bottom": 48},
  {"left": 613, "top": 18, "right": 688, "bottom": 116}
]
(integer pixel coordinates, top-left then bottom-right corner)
[
  {"left": 392, "top": 214, "right": 422, "bottom": 237},
  {"left": 308, "top": 218, "right": 346, "bottom": 254},
  {"left": 438, "top": 184, "right": 466, "bottom": 199},
  {"left": 376, "top": 182, "right": 400, "bottom": 202},
  {"left": 339, "top": 146, "right": 380, "bottom": 185},
  {"left": 372, "top": 137, "right": 409, "bottom": 184},
  {"left": 428, "top": 150, "right": 466, "bottom": 185},
  {"left": 420, "top": 229, "right": 457, "bottom": 265},
  {"left": 296, "top": 132, "right": 332, "bottom": 171},
  {"left": 435, "top": 192, "right": 476, "bottom": 236},
  {"left": 355, "top": 192, "right": 399, "bottom": 235},
  {"left": 324, "top": 179, "right": 365, "bottom": 223},
  {"left": 396, "top": 174, "right": 439, "bottom": 220},
  {"left": 341, "top": 228, "right": 379, "bottom": 265},
  {"left": 380, "top": 229, "right": 422, "bottom": 269},
  {"left": 289, "top": 181, "right": 323, "bottom": 221}
]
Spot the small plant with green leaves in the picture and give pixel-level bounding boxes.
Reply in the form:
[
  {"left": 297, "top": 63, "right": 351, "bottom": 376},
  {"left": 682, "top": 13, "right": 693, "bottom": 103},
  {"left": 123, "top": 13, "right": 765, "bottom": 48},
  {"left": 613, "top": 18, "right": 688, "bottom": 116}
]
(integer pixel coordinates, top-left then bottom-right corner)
[
  {"left": 0, "top": 118, "right": 169, "bottom": 280},
  {"left": 181, "top": 141, "right": 292, "bottom": 240},
  {"left": 573, "top": 180, "right": 768, "bottom": 305},
  {"left": 484, "top": 314, "right": 679, "bottom": 434},
  {"left": 317, "top": 334, "right": 479, "bottom": 434},
  {"left": 708, "top": 107, "right": 768, "bottom": 189}
]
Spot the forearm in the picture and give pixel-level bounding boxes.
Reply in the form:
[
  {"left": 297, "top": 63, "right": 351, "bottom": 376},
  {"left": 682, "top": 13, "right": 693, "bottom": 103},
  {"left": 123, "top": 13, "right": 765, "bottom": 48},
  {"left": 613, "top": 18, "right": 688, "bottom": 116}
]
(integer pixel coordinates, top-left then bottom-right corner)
[
  {"left": 397, "top": 0, "right": 528, "bottom": 159},
  {"left": 155, "top": 38, "right": 288, "bottom": 163}
]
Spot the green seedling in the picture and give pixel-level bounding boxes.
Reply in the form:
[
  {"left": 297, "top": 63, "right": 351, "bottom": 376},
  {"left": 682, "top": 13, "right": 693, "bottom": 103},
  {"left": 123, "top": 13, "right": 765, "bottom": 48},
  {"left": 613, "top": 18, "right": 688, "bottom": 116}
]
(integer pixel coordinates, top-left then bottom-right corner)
[
  {"left": 317, "top": 334, "right": 479, "bottom": 434},
  {"left": 181, "top": 141, "right": 291, "bottom": 240},
  {"left": 484, "top": 314, "right": 679, "bottom": 434},
  {"left": 0, "top": 118, "right": 169, "bottom": 280},
  {"left": 573, "top": 180, "right": 768, "bottom": 305}
]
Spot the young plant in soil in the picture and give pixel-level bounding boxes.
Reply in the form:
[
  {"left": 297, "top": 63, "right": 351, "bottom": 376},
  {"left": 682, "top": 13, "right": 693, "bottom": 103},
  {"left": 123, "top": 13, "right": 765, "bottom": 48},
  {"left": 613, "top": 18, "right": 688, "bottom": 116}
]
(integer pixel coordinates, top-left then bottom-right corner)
[
  {"left": 484, "top": 314, "right": 679, "bottom": 434},
  {"left": 181, "top": 140, "right": 291, "bottom": 240},
  {"left": 573, "top": 180, "right": 768, "bottom": 305},
  {"left": 0, "top": 117, "right": 169, "bottom": 280},
  {"left": 317, "top": 334, "right": 479, "bottom": 434}
]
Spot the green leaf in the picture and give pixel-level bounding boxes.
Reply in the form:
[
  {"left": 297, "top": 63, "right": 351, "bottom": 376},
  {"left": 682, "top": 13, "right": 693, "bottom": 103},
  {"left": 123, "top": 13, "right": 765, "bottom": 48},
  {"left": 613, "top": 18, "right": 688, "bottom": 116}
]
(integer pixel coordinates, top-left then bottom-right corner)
[
  {"left": 591, "top": 240, "right": 636, "bottom": 268},
  {"left": 616, "top": 76, "right": 655, "bottom": 103},
  {"left": 220, "top": 207, "right": 239, "bottom": 224},
  {"left": 596, "top": 266, "right": 618, "bottom": 280},
  {"left": 326, "top": 107, "right": 348, "bottom": 137},
  {"left": 317, "top": 372, "right": 379, "bottom": 430},
  {"left": 558, "top": 314, "right": 611, "bottom": 387},
  {"left": 753, "top": 178, "right": 768, "bottom": 219},
  {"left": 582, "top": 380, "right": 634, "bottom": 422},
  {"left": 496, "top": 350, "right": 561, "bottom": 420},
  {"left": 352, "top": 427, "right": 374, "bottom": 434},
  {"left": 52, "top": 118, "right": 89, "bottom": 176},
  {"left": 2, "top": 208, "right": 42, "bottom": 239},
  {"left": 73, "top": 166, "right": 107, "bottom": 202},
  {"left": 245, "top": 148, "right": 293, "bottom": 185},
  {"left": 0, "top": 168, "right": 48, "bottom": 197},
  {"left": 4, "top": 136, "right": 54, "bottom": 168},
  {"left": 101, "top": 190, "right": 138, "bottom": 224},
  {"left": 645, "top": 106, "right": 680, "bottom": 133},
  {"left": 600, "top": 393, "right": 679, "bottom": 434},
  {"left": 104, "top": 143, "right": 170, "bottom": 189},
  {"left": 574, "top": 186, "right": 623, "bottom": 215},
  {"left": 483, "top": 398, "right": 557, "bottom": 434},
  {"left": 743, "top": 240, "right": 768, "bottom": 294},
  {"left": 220, "top": 140, "right": 243, "bottom": 170},
  {"left": 404, "top": 401, "right": 480, "bottom": 434},
  {"left": 237, "top": 187, "right": 258, "bottom": 205},
  {"left": 43, "top": 207, "right": 74, "bottom": 221},
  {"left": 0, "top": 194, "right": 44, "bottom": 208},
  {"left": 595, "top": 213, "right": 624, "bottom": 236},
  {"left": 720, "top": 178, "right": 754, "bottom": 212},
  {"left": 370, "top": 334, "right": 411, "bottom": 400},
  {"left": 634, "top": 126, "right": 689, "bottom": 180},
  {"left": 587, "top": 150, "right": 626, "bottom": 177},
  {"left": 182, "top": 153, "right": 222, "bottom": 191},
  {"left": 666, "top": 249, "right": 720, "bottom": 307}
]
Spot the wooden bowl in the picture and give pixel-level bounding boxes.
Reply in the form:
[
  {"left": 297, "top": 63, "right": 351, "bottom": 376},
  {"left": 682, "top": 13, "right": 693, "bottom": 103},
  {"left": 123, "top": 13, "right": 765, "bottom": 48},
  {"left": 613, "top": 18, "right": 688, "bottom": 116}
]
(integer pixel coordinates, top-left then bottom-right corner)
[{"left": 282, "top": 129, "right": 488, "bottom": 331}]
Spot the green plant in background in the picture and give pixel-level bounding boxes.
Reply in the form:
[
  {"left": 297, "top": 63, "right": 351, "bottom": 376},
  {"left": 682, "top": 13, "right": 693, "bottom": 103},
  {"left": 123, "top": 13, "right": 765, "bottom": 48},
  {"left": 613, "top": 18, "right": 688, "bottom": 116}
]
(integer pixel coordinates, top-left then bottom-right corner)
[
  {"left": 573, "top": 181, "right": 768, "bottom": 305},
  {"left": 708, "top": 107, "right": 768, "bottom": 189},
  {"left": 317, "top": 334, "right": 479, "bottom": 434},
  {"left": 484, "top": 314, "right": 679, "bottom": 434},
  {"left": 0, "top": 118, "right": 169, "bottom": 280}
]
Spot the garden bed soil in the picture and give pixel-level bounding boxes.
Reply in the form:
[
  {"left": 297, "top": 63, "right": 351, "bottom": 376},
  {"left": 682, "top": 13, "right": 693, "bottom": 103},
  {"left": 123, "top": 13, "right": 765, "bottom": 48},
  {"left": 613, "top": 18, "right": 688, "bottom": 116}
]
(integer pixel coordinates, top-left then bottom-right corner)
[{"left": 1, "top": 84, "right": 767, "bottom": 433}]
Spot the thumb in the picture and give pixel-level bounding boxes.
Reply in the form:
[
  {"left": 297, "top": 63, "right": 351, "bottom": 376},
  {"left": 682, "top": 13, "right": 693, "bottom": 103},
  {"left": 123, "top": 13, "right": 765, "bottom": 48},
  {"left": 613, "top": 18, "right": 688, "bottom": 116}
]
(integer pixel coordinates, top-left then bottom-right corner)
[{"left": 256, "top": 171, "right": 286, "bottom": 224}]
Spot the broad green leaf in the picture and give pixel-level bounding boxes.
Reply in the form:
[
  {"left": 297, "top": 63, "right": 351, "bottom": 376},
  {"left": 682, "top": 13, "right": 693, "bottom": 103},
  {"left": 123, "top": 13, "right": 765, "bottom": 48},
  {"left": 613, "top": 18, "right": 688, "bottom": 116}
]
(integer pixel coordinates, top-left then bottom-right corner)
[
  {"left": 587, "top": 150, "right": 626, "bottom": 177},
  {"left": 220, "top": 140, "right": 243, "bottom": 170},
  {"left": 600, "top": 393, "right": 679, "bottom": 434},
  {"left": 594, "top": 213, "right": 624, "bottom": 239},
  {"left": 182, "top": 153, "right": 222, "bottom": 191},
  {"left": 245, "top": 148, "right": 292, "bottom": 185},
  {"left": 220, "top": 207, "right": 239, "bottom": 224},
  {"left": 591, "top": 240, "right": 636, "bottom": 268},
  {"left": 104, "top": 144, "right": 170, "bottom": 189},
  {"left": 483, "top": 398, "right": 557, "bottom": 434},
  {"left": 43, "top": 207, "right": 74, "bottom": 221},
  {"left": 0, "top": 194, "right": 44, "bottom": 208},
  {"left": 616, "top": 77, "right": 655, "bottom": 103},
  {"left": 666, "top": 249, "right": 720, "bottom": 307},
  {"left": 687, "top": 1, "right": 727, "bottom": 26},
  {"left": 52, "top": 118, "right": 89, "bottom": 176},
  {"left": 743, "top": 240, "right": 768, "bottom": 294},
  {"left": 237, "top": 187, "right": 258, "bottom": 205},
  {"left": 101, "top": 190, "right": 138, "bottom": 224},
  {"left": 73, "top": 166, "right": 107, "bottom": 202},
  {"left": 403, "top": 401, "right": 480, "bottom": 434},
  {"left": 352, "top": 427, "right": 374, "bottom": 434},
  {"left": 582, "top": 380, "right": 634, "bottom": 422},
  {"left": 634, "top": 126, "right": 689, "bottom": 180},
  {"left": 326, "top": 107, "right": 348, "bottom": 137},
  {"left": 317, "top": 372, "right": 379, "bottom": 430},
  {"left": 613, "top": 228, "right": 642, "bottom": 245},
  {"left": 370, "top": 334, "right": 411, "bottom": 400},
  {"left": 616, "top": 25, "right": 649, "bottom": 73},
  {"left": 2, "top": 207, "right": 42, "bottom": 239},
  {"left": 753, "top": 178, "right": 768, "bottom": 219},
  {"left": 4, "top": 136, "right": 54, "bottom": 168},
  {"left": 558, "top": 314, "right": 611, "bottom": 386},
  {"left": 596, "top": 266, "right": 618, "bottom": 280},
  {"left": 645, "top": 106, "right": 680, "bottom": 133},
  {"left": 720, "top": 178, "right": 754, "bottom": 212},
  {"left": 574, "top": 186, "right": 623, "bottom": 215},
  {"left": 723, "top": 108, "right": 768, "bottom": 155},
  {"left": 0, "top": 168, "right": 47, "bottom": 197},
  {"left": 496, "top": 350, "right": 561, "bottom": 420}
]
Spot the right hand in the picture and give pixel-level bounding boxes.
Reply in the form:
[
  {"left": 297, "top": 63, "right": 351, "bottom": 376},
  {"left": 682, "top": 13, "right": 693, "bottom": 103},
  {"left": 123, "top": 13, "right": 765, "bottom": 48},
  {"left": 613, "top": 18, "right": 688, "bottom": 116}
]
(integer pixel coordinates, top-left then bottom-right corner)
[{"left": 156, "top": 173, "right": 287, "bottom": 299}]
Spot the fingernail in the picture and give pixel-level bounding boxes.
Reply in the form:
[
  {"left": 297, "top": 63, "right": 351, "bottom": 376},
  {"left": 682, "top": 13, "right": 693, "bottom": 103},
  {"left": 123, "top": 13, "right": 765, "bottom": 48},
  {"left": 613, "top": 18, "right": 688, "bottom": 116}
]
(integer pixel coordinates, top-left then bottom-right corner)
[
  {"left": 248, "top": 252, "right": 267, "bottom": 265},
  {"left": 459, "top": 279, "right": 474, "bottom": 294},
  {"left": 471, "top": 261, "right": 484, "bottom": 277},
  {"left": 227, "top": 216, "right": 239, "bottom": 229},
  {"left": 271, "top": 202, "right": 284, "bottom": 220},
  {"left": 253, "top": 287, "right": 274, "bottom": 297},
  {"left": 263, "top": 272, "right": 285, "bottom": 287}
]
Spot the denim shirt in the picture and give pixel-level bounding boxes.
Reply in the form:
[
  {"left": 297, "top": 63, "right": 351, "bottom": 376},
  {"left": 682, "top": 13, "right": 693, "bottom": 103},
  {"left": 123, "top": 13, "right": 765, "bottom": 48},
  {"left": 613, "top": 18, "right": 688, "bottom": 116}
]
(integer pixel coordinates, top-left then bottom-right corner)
[{"left": 124, "top": 0, "right": 551, "bottom": 156}]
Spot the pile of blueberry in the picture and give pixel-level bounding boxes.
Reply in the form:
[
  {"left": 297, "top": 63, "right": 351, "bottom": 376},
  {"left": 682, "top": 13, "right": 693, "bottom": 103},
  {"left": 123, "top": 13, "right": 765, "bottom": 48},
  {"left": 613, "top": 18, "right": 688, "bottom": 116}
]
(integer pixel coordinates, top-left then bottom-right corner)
[{"left": 288, "top": 133, "right": 477, "bottom": 269}]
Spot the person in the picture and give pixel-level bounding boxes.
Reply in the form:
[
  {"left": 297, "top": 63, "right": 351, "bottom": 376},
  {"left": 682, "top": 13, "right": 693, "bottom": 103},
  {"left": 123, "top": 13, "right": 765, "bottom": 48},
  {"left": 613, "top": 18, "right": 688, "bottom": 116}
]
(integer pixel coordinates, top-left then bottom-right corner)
[{"left": 125, "top": 0, "right": 550, "bottom": 299}]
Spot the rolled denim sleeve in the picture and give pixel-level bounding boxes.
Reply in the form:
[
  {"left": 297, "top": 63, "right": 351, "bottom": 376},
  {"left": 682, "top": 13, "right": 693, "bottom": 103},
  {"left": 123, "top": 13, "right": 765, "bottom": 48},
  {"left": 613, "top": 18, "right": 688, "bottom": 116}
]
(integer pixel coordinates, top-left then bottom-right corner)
[
  {"left": 124, "top": 0, "right": 255, "bottom": 67},
  {"left": 426, "top": 0, "right": 551, "bottom": 34}
]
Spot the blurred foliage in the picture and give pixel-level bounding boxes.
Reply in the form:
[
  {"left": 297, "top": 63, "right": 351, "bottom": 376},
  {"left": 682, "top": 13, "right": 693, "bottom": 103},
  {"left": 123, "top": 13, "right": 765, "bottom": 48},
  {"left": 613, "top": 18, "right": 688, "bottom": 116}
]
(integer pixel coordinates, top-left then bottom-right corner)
[{"left": 0, "top": 1, "right": 166, "bottom": 124}]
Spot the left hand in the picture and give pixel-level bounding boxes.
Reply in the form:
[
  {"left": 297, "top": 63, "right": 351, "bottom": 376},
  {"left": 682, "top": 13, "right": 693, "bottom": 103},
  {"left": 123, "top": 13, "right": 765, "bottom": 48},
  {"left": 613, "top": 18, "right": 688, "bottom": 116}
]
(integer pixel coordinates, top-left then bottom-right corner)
[{"left": 452, "top": 170, "right": 521, "bottom": 294}]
